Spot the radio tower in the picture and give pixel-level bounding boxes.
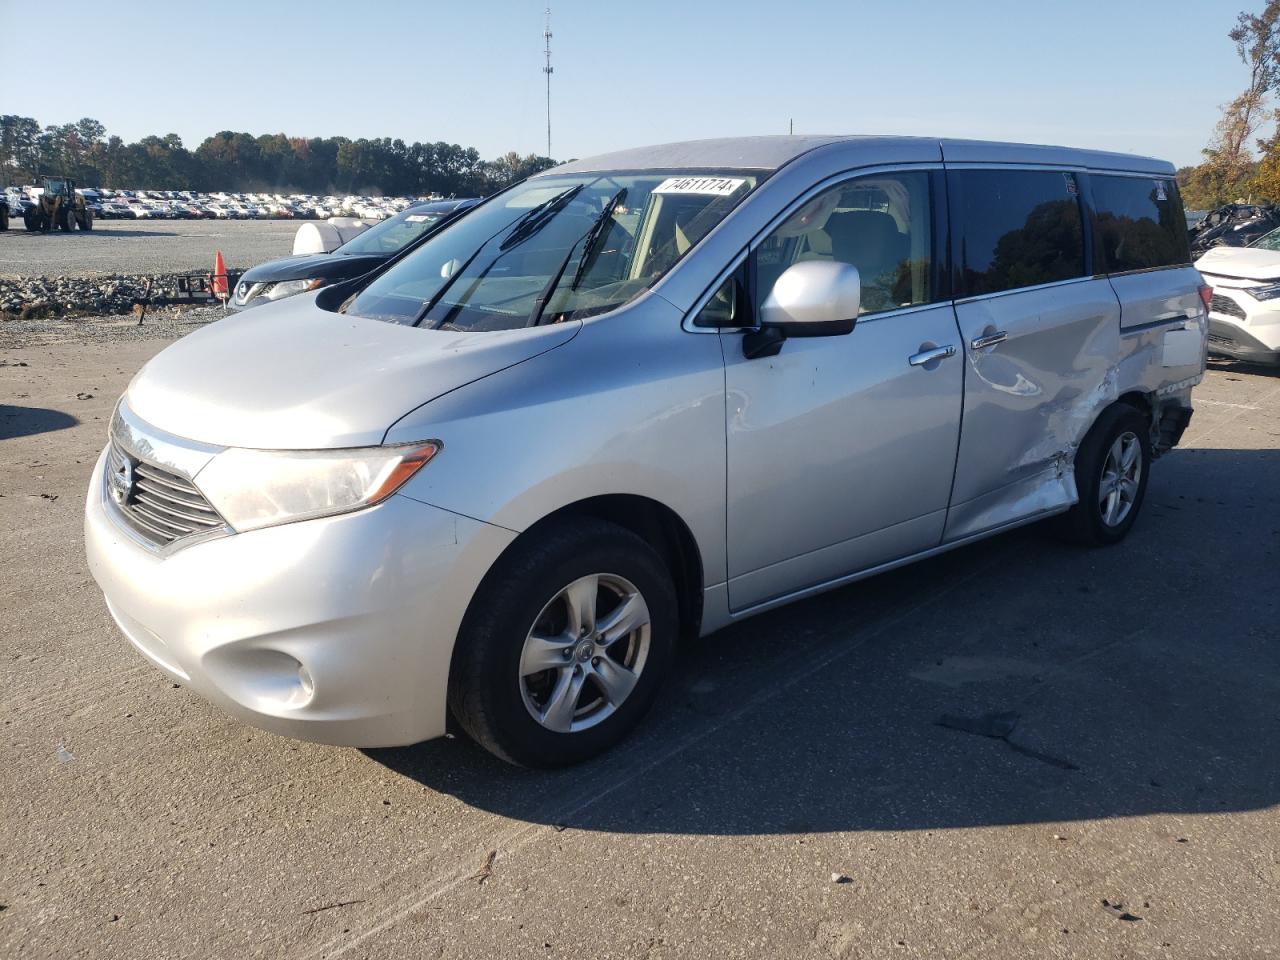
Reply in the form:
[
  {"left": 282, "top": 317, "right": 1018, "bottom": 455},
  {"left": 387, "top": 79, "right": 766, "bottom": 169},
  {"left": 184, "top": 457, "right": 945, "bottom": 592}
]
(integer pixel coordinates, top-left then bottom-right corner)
[{"left": 543, "top": 8, "right": 553, "bottom": 158}]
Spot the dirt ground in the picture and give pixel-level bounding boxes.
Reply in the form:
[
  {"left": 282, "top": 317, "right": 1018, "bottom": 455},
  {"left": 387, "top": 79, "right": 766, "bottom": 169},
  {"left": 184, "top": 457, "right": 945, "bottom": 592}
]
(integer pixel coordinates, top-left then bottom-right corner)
[
  {"left": 1, "top": 326, "right": 1278, "bottom": 959},
  {"left": 0, "top": 219, "right": 299, "bottom": 277}
]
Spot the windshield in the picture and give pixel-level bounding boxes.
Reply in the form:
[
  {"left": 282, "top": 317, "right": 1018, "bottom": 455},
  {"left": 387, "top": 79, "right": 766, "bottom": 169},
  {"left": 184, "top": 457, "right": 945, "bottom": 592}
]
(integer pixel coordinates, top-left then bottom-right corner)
[
  {"left": 342, "top": 171, "right": 758, "bottom": 331},
  {"left": 337, "top": 203, "right": 459, "bottom": 256},
  {"left": 1251, "top": 226, "right": 1280, "bottom": 251}
]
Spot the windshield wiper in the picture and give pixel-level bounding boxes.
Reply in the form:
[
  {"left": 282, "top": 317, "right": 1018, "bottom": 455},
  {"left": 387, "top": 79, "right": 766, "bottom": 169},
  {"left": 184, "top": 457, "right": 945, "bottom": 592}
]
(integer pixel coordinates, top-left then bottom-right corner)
[
  {"left": 569, "top": 188, "right": 626, "bottom": 292},
  {"left": 498, "top": 184, "right": 584, "bottom": 251},
  {"left": 411, "top": 185, "right": 584, "bottom": 328},
  {"left": 527, "top": 188, "right": 628, "bottom": 327}
]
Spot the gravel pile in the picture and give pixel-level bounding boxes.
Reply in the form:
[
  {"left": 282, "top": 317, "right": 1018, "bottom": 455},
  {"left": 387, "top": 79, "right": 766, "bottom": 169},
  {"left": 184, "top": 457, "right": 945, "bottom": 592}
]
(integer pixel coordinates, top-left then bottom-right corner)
[
  {"left": 1, "top": 305, "right": 224, "bottom": 348},
  {"left": 0, "top": 273, "right": 226, "bottom": 320}
]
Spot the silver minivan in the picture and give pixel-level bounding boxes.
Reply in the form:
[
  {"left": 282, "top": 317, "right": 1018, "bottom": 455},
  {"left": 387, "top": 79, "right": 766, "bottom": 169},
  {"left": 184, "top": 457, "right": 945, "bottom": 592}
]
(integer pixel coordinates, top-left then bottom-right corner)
[{"left": 86, "top": 137, "right": 1209, "bottom": 766}]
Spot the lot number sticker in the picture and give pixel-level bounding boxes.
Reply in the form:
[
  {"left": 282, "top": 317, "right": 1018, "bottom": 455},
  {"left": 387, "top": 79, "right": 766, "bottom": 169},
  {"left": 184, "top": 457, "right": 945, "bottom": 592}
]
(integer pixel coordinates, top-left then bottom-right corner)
[{"left": 653, "top": 177, "right": 746, "bottom": 196}]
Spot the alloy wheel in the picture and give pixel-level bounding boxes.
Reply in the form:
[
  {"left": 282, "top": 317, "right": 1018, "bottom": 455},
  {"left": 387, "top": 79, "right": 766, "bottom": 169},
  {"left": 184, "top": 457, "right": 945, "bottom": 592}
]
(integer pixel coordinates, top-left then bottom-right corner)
[
  {"left": 1098, "top": 431, "right": 1143, "bottom": 527},
  {"left": 518, "top": 573, "right": 651, "bottom": 734}
]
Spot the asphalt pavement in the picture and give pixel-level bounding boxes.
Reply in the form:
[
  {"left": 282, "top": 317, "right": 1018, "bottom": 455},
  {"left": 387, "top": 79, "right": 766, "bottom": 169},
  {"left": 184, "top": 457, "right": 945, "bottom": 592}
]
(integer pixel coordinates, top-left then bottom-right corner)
[{"left": 1, "top": 332, "right": 1278, "bottom": 960}]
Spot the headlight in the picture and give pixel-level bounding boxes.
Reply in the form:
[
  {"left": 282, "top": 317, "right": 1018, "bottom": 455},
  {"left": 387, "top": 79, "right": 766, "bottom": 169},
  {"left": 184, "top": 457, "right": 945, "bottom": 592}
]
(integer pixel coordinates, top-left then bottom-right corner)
[
  {"left": 1245, "top": 282, "right": 1280, "bottom": 301},
  {"left": 263, "top": 278, "right": 324, "bottom": 301},
  {"left": 195, "top": 442, "right": 440, "bottom": 533}
]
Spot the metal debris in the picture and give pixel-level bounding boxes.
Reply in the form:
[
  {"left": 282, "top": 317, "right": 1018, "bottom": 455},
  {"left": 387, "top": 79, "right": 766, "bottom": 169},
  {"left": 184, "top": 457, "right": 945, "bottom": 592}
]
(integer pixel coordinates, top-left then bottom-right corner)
[{"left": 1100, "top": 899, "right": 1142, "bottom": 922}]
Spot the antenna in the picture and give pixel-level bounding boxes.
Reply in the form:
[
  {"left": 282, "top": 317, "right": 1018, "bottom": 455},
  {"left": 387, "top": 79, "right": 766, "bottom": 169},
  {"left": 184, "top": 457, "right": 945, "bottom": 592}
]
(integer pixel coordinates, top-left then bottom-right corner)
[{"left": 543, "top": 8, "right": 553, "bottom": 158}]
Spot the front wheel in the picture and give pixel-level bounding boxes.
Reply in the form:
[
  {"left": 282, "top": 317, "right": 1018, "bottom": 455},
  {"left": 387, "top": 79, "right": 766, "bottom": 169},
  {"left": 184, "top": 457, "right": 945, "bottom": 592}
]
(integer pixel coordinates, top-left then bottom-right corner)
[
  {"left": 1056, "top": 404, "right": 1152, "bottom": 545},
  {"left": 449, "top": 518, "right": 677, "bottom": 767}
]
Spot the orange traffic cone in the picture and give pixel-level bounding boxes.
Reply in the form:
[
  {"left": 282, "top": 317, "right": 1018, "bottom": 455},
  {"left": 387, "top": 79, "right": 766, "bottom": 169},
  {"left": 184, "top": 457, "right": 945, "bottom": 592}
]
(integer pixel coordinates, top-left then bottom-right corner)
[{"left": 212, "top": 250, "right": 228, "bottom": 308}]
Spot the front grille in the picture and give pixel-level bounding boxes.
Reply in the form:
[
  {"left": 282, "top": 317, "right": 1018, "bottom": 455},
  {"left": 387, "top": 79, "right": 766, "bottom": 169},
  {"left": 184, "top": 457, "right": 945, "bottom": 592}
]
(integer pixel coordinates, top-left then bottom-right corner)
[
  {"left": 1210, "top": 293, "right": 1247, "bottom": 320},
  {"left": 107, "top": 443, "right": 225, "bottom": 546}
]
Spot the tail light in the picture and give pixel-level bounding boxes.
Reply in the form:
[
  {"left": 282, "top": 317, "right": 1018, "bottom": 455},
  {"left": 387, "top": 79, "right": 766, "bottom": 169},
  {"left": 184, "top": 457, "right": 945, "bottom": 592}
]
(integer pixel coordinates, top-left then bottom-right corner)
[{"left": 1199, "top": 284, "right": 1213, "bottom": 310}]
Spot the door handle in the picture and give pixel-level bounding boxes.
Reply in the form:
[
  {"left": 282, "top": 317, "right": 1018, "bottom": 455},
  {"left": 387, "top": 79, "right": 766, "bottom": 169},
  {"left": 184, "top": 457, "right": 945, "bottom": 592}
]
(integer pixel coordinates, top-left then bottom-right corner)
[
  {"left": 970, "top": 330, "right": 1008, "bottom": 350},
  {"left": 908, "top": 344, "right": 956, "bottom": 367}
]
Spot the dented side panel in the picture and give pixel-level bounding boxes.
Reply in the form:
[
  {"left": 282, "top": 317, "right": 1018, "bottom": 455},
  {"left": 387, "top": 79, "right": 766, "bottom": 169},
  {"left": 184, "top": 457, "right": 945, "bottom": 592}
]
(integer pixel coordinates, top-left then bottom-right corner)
[{"left": 945, "top": 277, "right": 1122, "bottom": 541}]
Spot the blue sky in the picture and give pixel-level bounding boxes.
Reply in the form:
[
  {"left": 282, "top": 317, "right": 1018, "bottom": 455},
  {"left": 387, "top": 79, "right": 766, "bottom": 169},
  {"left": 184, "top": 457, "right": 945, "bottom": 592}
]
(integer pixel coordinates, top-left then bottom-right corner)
[{"left": 0, "top": 0, "right": 1262, "bottom": 167}]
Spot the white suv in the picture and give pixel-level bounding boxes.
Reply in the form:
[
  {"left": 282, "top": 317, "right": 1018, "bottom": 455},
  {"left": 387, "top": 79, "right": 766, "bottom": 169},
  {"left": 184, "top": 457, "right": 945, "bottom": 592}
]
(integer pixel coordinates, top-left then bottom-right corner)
[{"left": 1196, "top": 230, "right": 1280, "bottom": 365}]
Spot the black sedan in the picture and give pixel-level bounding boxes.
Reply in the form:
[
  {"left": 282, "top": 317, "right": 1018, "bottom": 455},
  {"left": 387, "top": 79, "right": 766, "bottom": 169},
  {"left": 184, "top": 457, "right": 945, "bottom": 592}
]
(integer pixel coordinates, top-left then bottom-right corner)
[{"left": 230, "top": 198, "right": 479, "bottom": 311}]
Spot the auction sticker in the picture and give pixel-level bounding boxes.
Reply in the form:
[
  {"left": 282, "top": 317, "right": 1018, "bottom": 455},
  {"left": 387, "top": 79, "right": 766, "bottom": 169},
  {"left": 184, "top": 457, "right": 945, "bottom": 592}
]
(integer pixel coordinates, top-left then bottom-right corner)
[
  {"left": 406, "top": 215, "right": 430, "bottom": 222},
  {"left": 653, "top": 176, "right": 746, "bottom": 196}
]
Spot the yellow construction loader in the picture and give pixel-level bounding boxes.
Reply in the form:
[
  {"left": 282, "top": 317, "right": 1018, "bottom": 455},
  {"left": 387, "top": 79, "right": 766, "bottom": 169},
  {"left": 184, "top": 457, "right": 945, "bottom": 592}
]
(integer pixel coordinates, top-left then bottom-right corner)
[{"left": 24, "top": 176, "right": 93, "bottom": 233}]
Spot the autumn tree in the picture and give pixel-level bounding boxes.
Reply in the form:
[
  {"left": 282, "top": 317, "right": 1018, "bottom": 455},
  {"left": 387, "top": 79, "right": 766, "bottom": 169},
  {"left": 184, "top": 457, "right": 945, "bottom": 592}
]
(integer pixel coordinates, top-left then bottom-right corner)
[{"left": 1187, "top": 3, "right": 1280, "bottom": 206}]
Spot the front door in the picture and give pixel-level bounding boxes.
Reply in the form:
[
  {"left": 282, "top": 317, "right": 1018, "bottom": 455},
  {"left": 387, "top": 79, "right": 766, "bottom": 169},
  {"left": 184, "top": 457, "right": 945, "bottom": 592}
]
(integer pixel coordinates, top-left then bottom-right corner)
[{"left": 719, "top": 169, "right": 964, "bottom": 612}]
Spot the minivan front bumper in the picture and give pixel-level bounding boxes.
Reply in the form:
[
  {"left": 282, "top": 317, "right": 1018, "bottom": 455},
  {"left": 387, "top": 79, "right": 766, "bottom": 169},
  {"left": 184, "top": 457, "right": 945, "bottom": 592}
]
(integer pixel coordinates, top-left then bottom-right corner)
[{"left": 85, "top": 446, "right": 515, "bottom": 747}]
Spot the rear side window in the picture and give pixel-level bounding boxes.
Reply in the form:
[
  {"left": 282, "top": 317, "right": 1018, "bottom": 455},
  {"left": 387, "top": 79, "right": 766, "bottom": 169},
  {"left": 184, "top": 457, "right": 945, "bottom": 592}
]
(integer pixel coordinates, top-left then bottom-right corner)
[
  {"left": 950, "top": 169, "right": 1086, "bottom": 297},
  {"left": 1091, "top": 174, "right": 1191, "bottom": 273}
]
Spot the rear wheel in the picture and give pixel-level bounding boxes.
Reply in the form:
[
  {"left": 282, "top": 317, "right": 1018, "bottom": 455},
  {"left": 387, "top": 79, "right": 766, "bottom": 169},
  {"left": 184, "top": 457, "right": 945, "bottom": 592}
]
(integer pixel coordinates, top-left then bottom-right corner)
[
  {"left": 1056, "top": 404, "right": 1151, "bottom": 545},
  {"left": 24, "top": 210, "right": 40, "bottom": 231},
  {"left": 0, "top": 206, "right": 8, "bottom": 231},
  {"left": 80, "top": 209, "right": 93, "bottom": 231},
  {"left": 449, "top": 518, "right": 677, "bottom": 767},
  {"left": 60, "top": 209, "right": 75, "bottom": 232}
]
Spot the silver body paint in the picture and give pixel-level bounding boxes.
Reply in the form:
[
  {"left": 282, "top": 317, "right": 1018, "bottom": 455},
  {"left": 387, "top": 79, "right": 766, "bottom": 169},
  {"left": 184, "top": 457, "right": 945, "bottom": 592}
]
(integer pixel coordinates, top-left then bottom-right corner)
[{"left": 86, "top": 136, "right": 1206, "bottom": 746}]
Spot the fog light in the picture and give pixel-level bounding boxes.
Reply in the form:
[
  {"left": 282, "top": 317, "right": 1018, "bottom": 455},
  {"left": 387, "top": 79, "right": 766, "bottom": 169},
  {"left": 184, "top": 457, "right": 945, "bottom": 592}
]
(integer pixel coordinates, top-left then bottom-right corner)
[{"left": 202, "top": 647, "right": 317, "bottom": 712}]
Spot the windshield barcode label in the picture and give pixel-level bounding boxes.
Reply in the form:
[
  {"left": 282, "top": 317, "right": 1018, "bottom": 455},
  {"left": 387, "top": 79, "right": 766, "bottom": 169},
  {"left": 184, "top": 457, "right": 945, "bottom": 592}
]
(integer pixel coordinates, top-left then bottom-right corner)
[{"left": 653, "top": 177, "right": 746, "bottom": 196}]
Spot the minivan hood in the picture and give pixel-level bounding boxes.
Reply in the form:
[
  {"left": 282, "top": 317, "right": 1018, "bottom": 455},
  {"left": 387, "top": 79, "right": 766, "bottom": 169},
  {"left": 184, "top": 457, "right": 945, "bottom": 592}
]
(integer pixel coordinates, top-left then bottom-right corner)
[
  {"left": 1195, "top": 245, "right": 1280, "bottom": 281},
  {"left": 126, "top": 295, "right": 580, "bottom": 448}
]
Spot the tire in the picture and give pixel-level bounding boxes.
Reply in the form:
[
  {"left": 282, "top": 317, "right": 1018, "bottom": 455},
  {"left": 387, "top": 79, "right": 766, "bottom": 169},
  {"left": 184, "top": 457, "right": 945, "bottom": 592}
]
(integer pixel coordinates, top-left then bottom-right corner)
[
  {"left": 60, "top": 209, "right": 75, "bottom": 232},
  {"left": 0, "top": 206, "right": 8, "bottom": 231},
  {"left": 449, "top": 517, "right": 678, "bottom": 767},
  {"left": 1056, "top": 404, "right": 1152, "bottom": 546},
  {"left": 80, "top": 210, "right": 93, "bottom": 231},
  {"left": 24, "top": 211, "right": 39, "bottom": 231}
]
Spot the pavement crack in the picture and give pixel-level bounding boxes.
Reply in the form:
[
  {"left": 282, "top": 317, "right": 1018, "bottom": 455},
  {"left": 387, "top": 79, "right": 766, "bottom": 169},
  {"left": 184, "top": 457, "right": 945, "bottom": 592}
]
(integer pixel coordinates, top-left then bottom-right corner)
[
  {"left": 935, "top": 710, "right": 1079, "bottom": 771},
  {"left": 300, "top": 900, "right": 365, "bottom": 916},
  {"left": 470, "top": 849, "right": 496, "bottom": 885}
]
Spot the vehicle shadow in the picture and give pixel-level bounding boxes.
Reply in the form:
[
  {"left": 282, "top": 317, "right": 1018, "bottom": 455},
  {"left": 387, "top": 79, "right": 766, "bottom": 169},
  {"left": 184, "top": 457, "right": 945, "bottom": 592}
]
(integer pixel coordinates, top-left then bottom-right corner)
[
  {"left": 1, "top": 227, "right": 180, "bottom": 239},
  {"left": 0, "top": 405, "right": 79, "bottom": 440},
  {"left": 1207, "top": 356, "right": 1280, "bottom": 376},
  {"left": 85, "top": 227, "right": 182, "bottom": 238},
  {"left": 367, "top": 447, "right": 1280, "bottom": 835}
]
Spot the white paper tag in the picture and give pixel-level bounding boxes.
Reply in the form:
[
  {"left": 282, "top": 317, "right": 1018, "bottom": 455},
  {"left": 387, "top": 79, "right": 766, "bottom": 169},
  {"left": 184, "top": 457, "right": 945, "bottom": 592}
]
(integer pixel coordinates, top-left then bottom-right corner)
[
  {"left": 405, "top": 214, "right": 430, "bottom": 222},
  {"left": 1155, "top": 181, "right": 1168, "bottom": 201},
  {"left": 1162, "top": 328, "right": 1201, "bottom": 367},
  {"left": 653, "top": 176, "right": 746, "bottom": 197}
]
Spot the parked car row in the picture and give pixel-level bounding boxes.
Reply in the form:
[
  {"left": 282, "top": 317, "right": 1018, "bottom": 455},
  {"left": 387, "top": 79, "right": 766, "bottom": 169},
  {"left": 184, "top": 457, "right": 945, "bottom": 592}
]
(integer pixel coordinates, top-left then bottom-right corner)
[{"left": 2, "top": 185, "right": 439, "bottom": 223}]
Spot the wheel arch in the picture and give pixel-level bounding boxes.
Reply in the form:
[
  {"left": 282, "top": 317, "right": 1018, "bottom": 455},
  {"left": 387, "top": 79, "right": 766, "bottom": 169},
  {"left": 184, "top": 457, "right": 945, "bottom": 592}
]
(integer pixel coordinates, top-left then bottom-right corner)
[
  {"left": 1116, "top": 389, "right": 1153, "bottom": 420},
  {"left": 476, "top": 494, "right": 705, "bottom": 641}
]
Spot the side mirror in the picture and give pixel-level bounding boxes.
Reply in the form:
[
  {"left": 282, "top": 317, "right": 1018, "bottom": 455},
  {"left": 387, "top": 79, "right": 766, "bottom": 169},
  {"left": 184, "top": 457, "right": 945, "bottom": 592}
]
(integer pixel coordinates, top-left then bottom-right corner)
[{"left": 759, "top": 260, "right": 861, "bottom": 336}]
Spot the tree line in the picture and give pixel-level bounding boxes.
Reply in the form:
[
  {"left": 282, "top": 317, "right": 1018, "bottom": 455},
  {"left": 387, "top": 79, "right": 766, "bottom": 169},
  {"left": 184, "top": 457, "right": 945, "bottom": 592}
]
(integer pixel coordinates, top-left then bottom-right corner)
[
  {"left": 0, "top": 115, "right": 557, "bottom": 196},
  {"left": 1178, "top": 2, "right": 1280, "bottom": 209}
]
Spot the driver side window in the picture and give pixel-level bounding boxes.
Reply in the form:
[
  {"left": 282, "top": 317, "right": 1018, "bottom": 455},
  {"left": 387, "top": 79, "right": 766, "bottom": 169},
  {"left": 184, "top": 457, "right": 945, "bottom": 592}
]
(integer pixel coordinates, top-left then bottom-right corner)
[{"left": 754, "top": 171, "right": 934, "bottom": 317}]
